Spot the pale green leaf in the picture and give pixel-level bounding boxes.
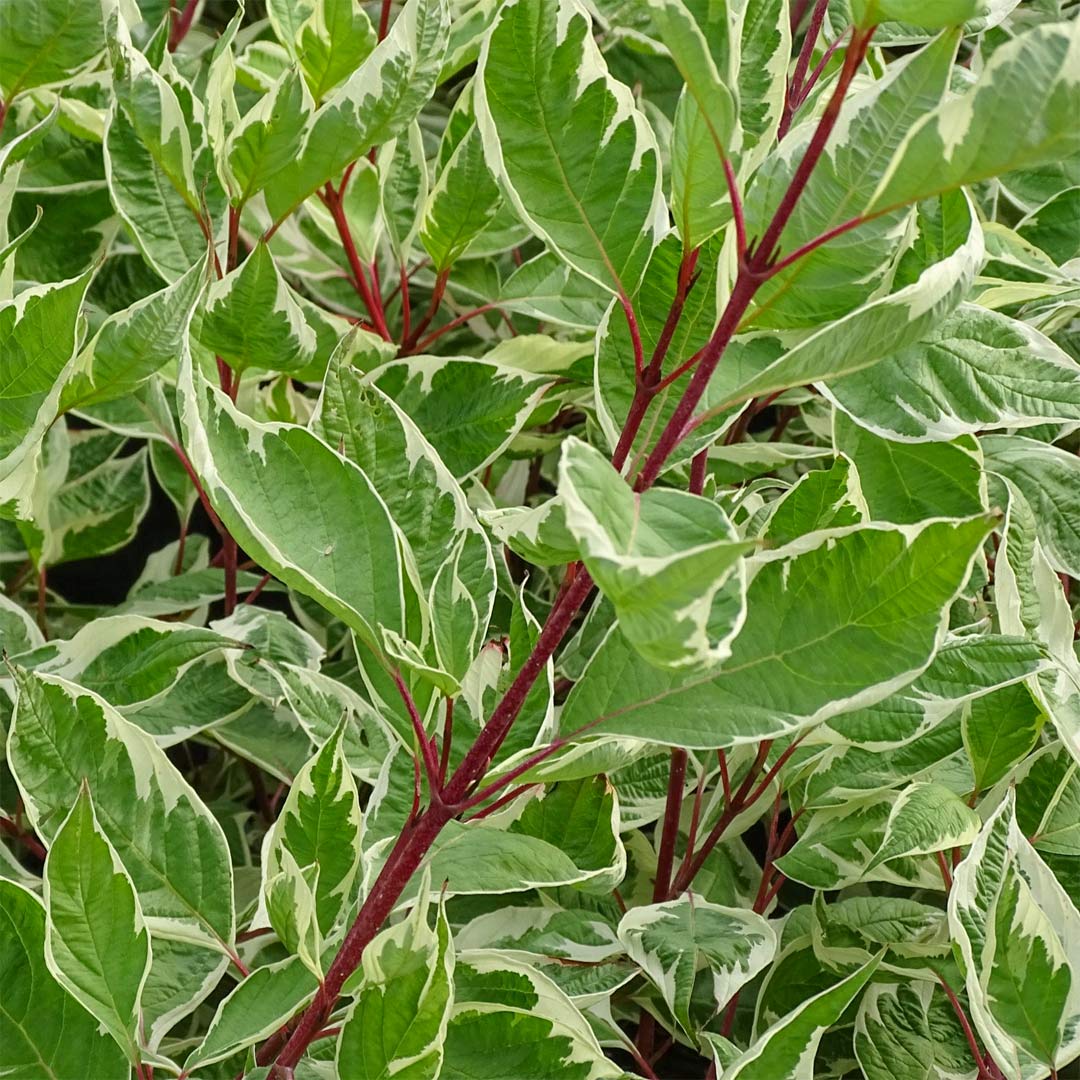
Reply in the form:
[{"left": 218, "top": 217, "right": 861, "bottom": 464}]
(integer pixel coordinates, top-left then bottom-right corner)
[
  {"left": 835, "top": 414, "right": 985, "bottom": 525},
  {"left": 724, "top": 954, "right": 882, "bottom": 1079},
  {"left": 825, "top": 303, "right": 1080, "bottom": 441},
  {"left": 338, "top": 882, "right": 454, "bottom": 1080},
  {"left": 869, "top": 21, "right": 1080, "bottom": 215},
  {"left": 43, "top": 785, "right": 151, "bottom": 1065},
  {"left": 0, "top": 880, "right": 129, "bottom": 1080},
  {"left": 949, "top": 790, "right": 1080, "bottom": 1075},
  {"left": 264, "top": 0, "right": 449, "bottom": 224},
  {"left": 178, "top": 350, "right": 404, "bottom": 653},
  {"left": 475, "top": 0, "right": 666, "bottom": 294},
  {"left": 559, "top": 437, "right": 751, "bottom": 670},
  {"left": 617, "top": 897, "right": 775, "bottom": 1036},
  {"left": 198, "top": 242, "right": 318, "bottom": 374},
  {"left": 561, "top": 518, "right": 992, "bottom": 747},
  {"left": 263, "top": 720, "right": 362, "bottom": 938}
]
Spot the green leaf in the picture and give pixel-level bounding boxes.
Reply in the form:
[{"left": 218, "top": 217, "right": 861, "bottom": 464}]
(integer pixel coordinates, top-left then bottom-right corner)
[
  {"left": 178, "top": 349, "right": 404, "bottom": 653},
  {"left": 417, "top": 820, "right": 608, "bottom": 897},
  {"left": 559, "top": 437, "right": 751, "bottom": 670},
  {"left": 963, "top": 681, "right": 1043, "bottom": 793},
  {"left": 763, "top": 457, "right": 862, "bottom": 546},
  {"left": 0, "top": 269, "right": 92, "bottom": 515},
  {"left": 561, "top": 518, "right": 992, "bottom": 747},
  {"left": 198, "top": 243, "right": 317, "bottom": 375},
  {"left": 8, "top": 669, "right": 235, "bottom": 952},
  {"left": 338, "top": 881, "right": 454, "bottom": 1080},
  {"left": 313, "top": 341, "right": 496, "bottom": 681},
  {"left": 264, "top": 0, "right": 449, "bottom": 224},
  {"left": 617, "top": 897, "right": 775, "bottom": 1036},
  {"left": 855, "top": 983, "right": 970, "bottom": 1080},
  {"left": 0, "top": 880, "right": 129, "bottom": 1080},
  {"left": 444, "top": 951, "right": 622, "bottom": 1078},
  {"left": 825, "top": 303, "right": 1080, "bottom": 441},
  {"left": 835, "top": 414, "right": 985, "bottom": 525},
  {"left": 31, "top": 443, "right": 152, "bottom": 568},
  {"left": 509, "top": 777, "right": 625, "bottom": 893},
  {"left": 105, "top": 31, "right": 223, "bottom": 282},
  {"left": 648, "top": 0, "right": 736, "bottom": 246},
  {"left": 263, "top": 720, "right": 362, "bottom": 938},
  {"left": 0, "top": 0, "right": 106, "bottom": 98},
  {"left": 420, "top": 122, "right": 502, "bottom": 271},
  {"left": 185, "top": 955, "right": 319, "bottom": 1071},
  {"left": 724, "top": 954, "right": 882, "bottom": 1079},
  {"left": 368, "top": 356, "right": 554, "bottom": 478},
  {"left": 720, "top": 191, "right": 982, "bottom": 411},
  {"left": 949, "top": 790, "right": 1080, "bottom": 1075},
  {"left": 868, "top": 20, "right": 1080, "bottom": 214},
  {"left": 0, "top": 592, "right": 43, "bottom": 655},
  {"left": 265, "top": 847, "right": 323, "bottom": 974},
  {"left": 733, "top": 0, "right": 789, "bottom": 163},
  {"left": 61, "top": 255, "right": 208, "bottom": 411},
  {"left": 481, "top": 498, "right": 579, "bottom": 568},
  {"left": 475, "top": 0, "right": 666, "bottom": 294},
  {"left": 43, "top": 785, "right": 151, "bottom": 1065},
  {"left": 295, "top": 0, "right": 378, "bottom": 102},
  {"left": 777, "top": 785, "right": 971, "bottom": 891},
  {"left": 226, "top": 68, "right": 312, "bottom": 203},
  {"left": 380, "top": 121, "right": 429, "bottom": 260},
  {"left": 982, "top": 435, "right": 1080, "bottom": 578},
  {"left": 852, "top": 0, "right": 984, "bottom": 29},
  {"left": 866, "top": 781, "right": 980, "bottom": 871}
]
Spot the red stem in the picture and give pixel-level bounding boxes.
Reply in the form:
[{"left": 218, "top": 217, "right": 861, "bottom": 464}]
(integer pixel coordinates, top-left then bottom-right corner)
[
  {"left": 634, "top": 26, "right": 874, "bottom": 491},
  {"left": 765, "top": 212, "right": 867, "bottom": 277},
  {"left": 653, "top": 750, "right": 688, "bottom": 901},
  {"left": 404, "top": 269, "right": 450, "bottom": 351},
  {"left": 227, "top": 206, "right": 240, "bottom": 270},
  {"left": 442, "top": 571, "right": 594, "bottom": 805},
  {"left": 392, "top": 671, "right": 444, "bottom": 802},
  {"left": 620, "top": 293, "right": 646, "bottom": 380},
  {"left": 168, "top": 0, "right": 199, "bottom": 51},
  {"left": 398, "top": 264, "right": 412, "bottom": 344},
  {"left": 610, "top": 247, "right": 700, "bottom": 473},
  {"left": 0, "top": 816, "right": 46, "bottom": 862},
  {"left": 323, "top": 185, "right": 393, "bottom": 341},
  {"left": 438, "top": 698, "right": 454, "bottom": 784},
  {"left": 222, "top": 535, "right": 237, "bottom": 615},
  {"left": 684, "top": 768, "right": 707, "bottom": 866},
  {"left": 673, "top": 741, "right": 771, "bottom": 894},
  {"left": 718, "top": 750, "right": 732, "bottom": 805},
  {"left": 723, "top": 158, "right": 747, "bottom": 257},
  {"left": 789, "top": 0, "right": 812, "bottom": 32},
  {"left": 412, "top": 303, "right": 499, "bottom": 352},
  {"left": 464, "top": 783, "right": 538, "bottom": 822},
  {"left": 243, "top": 572, "right": 272, "bottom": 605},
  {"left": 781, "top": 0, "right": 830, "bottom": 139},
  {"left": 937, "top": 849, "right": 954, "bottom": 892},
  {"left": 378, "top": 0, "right": 393, "bottom": 39},
  {"left": 756, "top": 25, "right": 874, "bottom": 266},
  {"left": 689, "top": 448, "right": 708, "bottom": 494},
  {"left": 802, "top": 32, "right": 849, "bottom": 106},
  {"left": 938, "top": 976, "right": 993, "bottom": 1080}
]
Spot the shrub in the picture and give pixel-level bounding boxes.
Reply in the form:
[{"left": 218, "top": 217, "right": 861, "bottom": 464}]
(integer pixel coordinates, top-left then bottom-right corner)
[{"left": 2, "top": 0, "right": 1080, "bottom": 1077}]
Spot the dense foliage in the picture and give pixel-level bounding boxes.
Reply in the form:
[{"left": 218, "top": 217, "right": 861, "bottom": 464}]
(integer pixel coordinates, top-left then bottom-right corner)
[{"left": 2, "top": 0, "right": 1080, "bottom": 1077}]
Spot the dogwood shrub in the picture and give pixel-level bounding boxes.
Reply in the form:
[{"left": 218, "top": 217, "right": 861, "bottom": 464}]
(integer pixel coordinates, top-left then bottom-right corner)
[{"left": 2, "top": 0, "right": 1080, "bottom": 1077}]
